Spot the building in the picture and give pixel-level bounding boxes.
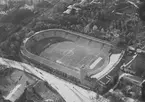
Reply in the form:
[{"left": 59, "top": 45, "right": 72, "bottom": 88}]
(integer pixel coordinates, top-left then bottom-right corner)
[{"left": 21, "top": 29, "right": 124, "bottom": 93}]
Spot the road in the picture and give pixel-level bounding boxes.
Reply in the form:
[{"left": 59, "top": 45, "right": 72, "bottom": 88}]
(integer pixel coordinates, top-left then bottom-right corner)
[{"left": 0, "top": 57, "right": 110, "bottom": 102}]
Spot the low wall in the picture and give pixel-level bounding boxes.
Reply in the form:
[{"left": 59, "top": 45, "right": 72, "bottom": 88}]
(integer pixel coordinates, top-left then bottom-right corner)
[{"left": 25, "top": 29, "right": 113, "bottom": 51}]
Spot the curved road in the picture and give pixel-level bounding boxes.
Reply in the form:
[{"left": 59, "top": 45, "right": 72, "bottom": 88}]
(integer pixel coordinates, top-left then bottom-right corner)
[{"left": 0, "top": 57, "right": 110, "bottom": 102}]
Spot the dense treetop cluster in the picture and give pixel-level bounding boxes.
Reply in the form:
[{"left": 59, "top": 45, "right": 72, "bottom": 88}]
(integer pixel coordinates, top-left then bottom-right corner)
[{"left": 0, "top": 0, "right": 144, "bottom": 60}]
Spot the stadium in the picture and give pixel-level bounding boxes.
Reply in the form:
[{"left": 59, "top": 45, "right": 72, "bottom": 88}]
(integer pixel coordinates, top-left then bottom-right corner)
[{"left": 20, "top": 29, "right": 124, "bottom": 93}]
